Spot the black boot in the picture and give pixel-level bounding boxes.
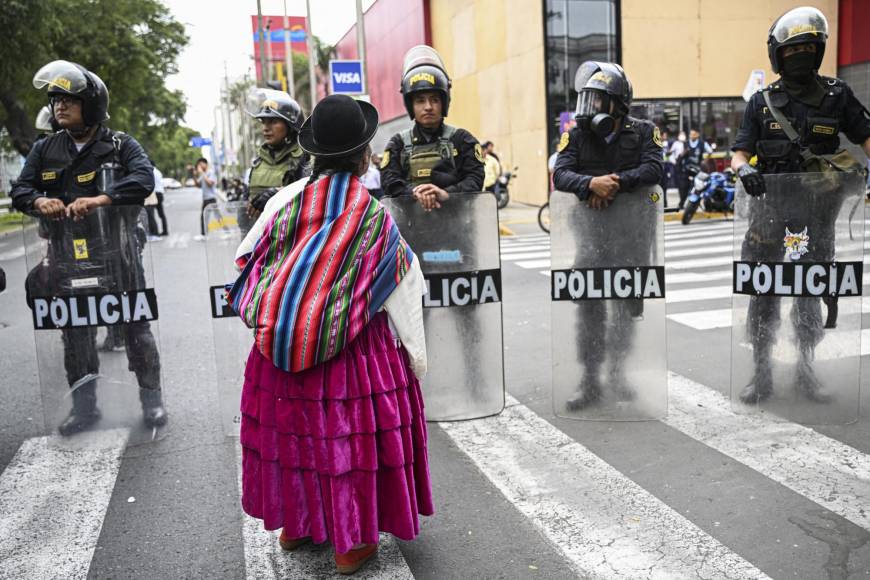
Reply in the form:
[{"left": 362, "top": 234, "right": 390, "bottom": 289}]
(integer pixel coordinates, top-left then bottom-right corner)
[
  {"left": 740, "top": 360, "right": 773, "bottom": 404},
  {"left": 795, "top": 349, "right": 833, "bottom": 404},
  {"left": 58, "top": 377, "right": 101, "bottom": 436},
  {"left": 607, "top": 369, "right": 637, "bottom": 402},
  {"left": 139, "top": 388, "right": 168, "bottom": 428},
  {"left": 566, "top": 372, "right": 602, "bottom": 411}
]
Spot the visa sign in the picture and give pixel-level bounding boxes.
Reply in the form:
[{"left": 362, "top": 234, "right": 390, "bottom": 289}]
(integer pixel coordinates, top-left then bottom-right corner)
[{"left": 329, "top": 60, "right": 365, "bottom": 94}]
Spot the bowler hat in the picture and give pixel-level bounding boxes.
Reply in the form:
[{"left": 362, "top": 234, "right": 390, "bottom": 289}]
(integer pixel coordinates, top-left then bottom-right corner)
[{"left": 299, "top": 95, "right": 379, "bottom": 158}]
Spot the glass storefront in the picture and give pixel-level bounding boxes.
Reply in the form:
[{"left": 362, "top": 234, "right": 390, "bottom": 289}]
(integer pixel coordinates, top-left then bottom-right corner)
[
  {"left": 631, "top": 97, "right": 746, "bottom": 154},
  {"left": 543, "top": 0, "right": 619, "bottom": 149}
]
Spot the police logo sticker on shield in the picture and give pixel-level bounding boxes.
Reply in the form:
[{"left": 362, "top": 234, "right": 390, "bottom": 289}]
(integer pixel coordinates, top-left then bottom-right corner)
[
  {"left": 557, "top": 131, "right": 570, "bottom": 152},
  {"left": 380, "top": 150, "right": 390, "bottom": 169},
  {"left": 783, "top": 227, "right": 809, "bottom": 261},
  {"left": 73, "top": 239, "right": 89, "bottom": 260},
  {"left": 653, "top": 126, "right": 663, "bottom": 148}
]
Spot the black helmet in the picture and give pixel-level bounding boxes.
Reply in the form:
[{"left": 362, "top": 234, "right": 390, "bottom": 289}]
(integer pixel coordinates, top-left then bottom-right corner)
[
  {"left": 245, "top": 88, "right": 304, "bottom": 133},
  {"left": 573, "top": 61, "right": 632, "bottom": 137},
  {"left": 400, "top": 45, "right": 451, "bottom": 119},
  {"left": 33, "top": 60, "right": 109, "bottom": 126},
  {"left": 767, "top": 6, "right": 828, "bottom": 74}
]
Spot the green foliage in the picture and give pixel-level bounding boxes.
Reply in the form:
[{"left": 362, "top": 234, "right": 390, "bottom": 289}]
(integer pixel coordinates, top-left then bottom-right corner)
[{"left": 0, "top": 0, "right": 195, "bottom": 176}]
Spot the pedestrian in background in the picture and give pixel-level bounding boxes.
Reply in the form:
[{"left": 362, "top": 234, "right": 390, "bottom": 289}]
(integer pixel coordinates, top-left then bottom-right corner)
[
  {"left": 361, "top": 152, "right": 383, "bottom": 198},
  {"left": 193, "top": 157, "right": 217, "bottom": 239},
  {"left": 145, "top": 165, "right": 169, "bottom": 239},
  {"left": 229, "top": 95, "right": 433, "bottom": 576},
  {"left": 482, "top": 140, "right": 501, "bottom": 193}
]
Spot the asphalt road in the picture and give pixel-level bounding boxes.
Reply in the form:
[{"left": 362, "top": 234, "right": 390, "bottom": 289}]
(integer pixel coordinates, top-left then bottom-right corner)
[{"left": 0, "top": 187, "right": 868, "bottom": 579}]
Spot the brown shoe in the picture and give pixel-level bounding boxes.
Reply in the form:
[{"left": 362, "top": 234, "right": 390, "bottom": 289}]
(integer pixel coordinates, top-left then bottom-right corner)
[
  {"left": 278, "top": 529, "right": 310, "bottom": 551},
  {"left": 334, "top": 543, "right": 378, "bottom": 575}
]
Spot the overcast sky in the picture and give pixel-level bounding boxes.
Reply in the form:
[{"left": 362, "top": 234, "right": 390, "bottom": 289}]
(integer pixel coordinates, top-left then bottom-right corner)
[{"left": 163, "top": 0, "right": 375, "bottom": 136}]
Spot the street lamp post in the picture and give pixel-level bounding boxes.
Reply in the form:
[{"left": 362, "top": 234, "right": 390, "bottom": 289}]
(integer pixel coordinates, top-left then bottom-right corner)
[
  {"left": 305, "top": 0, "right": 318, "bottom": 110},
  {"left": 284, "top": 0, "right": 295, "bottom": 98}
]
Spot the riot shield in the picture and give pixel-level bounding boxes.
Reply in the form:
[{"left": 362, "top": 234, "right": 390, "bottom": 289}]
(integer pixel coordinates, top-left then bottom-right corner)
[
  {"left": 381, "top": 193, "right": 504, "bottom": 421},
  {"left": 23, "top": 206, "right": 167, "bottom": 445},
  {"left": 730, "top": 172, "right": 864, "bottom": 425},
  {"left": 551, "top": 186, "right": 667, "bottom": 420},
  {"left": 204, "top": 201, "right": 251, "bottom": 436}
]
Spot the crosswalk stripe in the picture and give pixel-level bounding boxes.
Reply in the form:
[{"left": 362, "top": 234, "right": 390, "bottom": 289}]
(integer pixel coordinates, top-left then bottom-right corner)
[
  {"left": 667, "top": 271, "right": 732, "bottom": 285},
  {"left": 514, "top": 258, "right": 551, "bottom": 269},
  {"left": 502, "top": 251, "right": 549, "bottom": 262},
  {"left": 440, "top": 395, "right": 770, "bottom": 579},
  {"left": 666, "top": 373, "right": 870, "bottom": 531},
  {"left": 667, "top": 255, "right": 733, "bottom": 270},
  {"left": 665, "top": 233, "right": 733, "bottom": 249},
  {"left": 666, "top": 246, "right": 732, "bottom": 258},
  {"left": 666, "top": 285, "right": 732, "bottom": 303},
  {"left": 668, "top": 308, "right": 733, "bottom": 330},
  {"left": 0, "top": 430, "right": 129, "bottom": 580},
  {"left": 235, "top": 444, "right": 415, "bottom": 579}
]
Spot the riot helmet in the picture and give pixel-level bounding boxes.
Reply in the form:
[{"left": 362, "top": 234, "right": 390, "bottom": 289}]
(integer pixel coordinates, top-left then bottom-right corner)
[
  {"left": 32, "top": 60, "right": 109, "bottom": 126},
  {"left": 767, "top": 6, "right": 828, "bottom": 74},
  {"left": 573, "top": 61, "right": 633, "bottom": 138},
  {"left": 400, "top": 45, "right": 451, "bottom": 119},
  {"left": 245, "top": 88, "right": 304, "bottom": 134}
]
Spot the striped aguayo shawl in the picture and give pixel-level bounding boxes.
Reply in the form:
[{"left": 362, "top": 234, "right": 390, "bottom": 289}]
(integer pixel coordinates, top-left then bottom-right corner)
[{"left": 228, "top": 172, "right": 414, "bottom": 373}]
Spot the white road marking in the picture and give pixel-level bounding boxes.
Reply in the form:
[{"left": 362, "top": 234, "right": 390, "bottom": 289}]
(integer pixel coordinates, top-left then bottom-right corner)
[
  {"left": 514, "top": 259, "right": 551, "bottom": 269},
  {"left": 666, "top": 373, "right": 870, "bottom": 531},
  {"left": 666, "top": 285, "right": 732, "bottom": 304},
  {"left": 665, "top": 234, "right": 734, "bottom": 249},
  {"left": 502, "top": 251, "right": 550, "bottom": 262},
  {"left": 235, "top": 445, "right": 414, "bottom": 580},
  {"left": 666, "top": 246, "right": 733, "bottom": 259},
  {"left": 666, "top": 255, "right": 734, "bottom": 270},
  {"left": 0, "top": 430, "right": 129, "bottom": 580},
  {"left": 668, "top": 308, "right": 733, "bottom": 330},
  {"left": 666, "top": 271, "right": 732, "bottom": 285},
  {"left": 439, "top": 396, "right": 770, "bottom": 580}
]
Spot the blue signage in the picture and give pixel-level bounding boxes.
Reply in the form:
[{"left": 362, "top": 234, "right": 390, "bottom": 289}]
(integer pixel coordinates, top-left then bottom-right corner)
[
  {"left": 190, "top": 137, "right": 212, "bottom": 147},
  {"left": 329, "top": 60, "right": 365, "bottom": 95}
]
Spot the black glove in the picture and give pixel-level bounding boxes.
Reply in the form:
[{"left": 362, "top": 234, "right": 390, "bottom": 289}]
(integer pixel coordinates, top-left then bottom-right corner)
[
  {"left": 430, "top": 160, "right": 458, "bottom": 190},
  {"left": 737, "top": 164, "right": 766, "bottom": 197},
  {"left": 249, "top": 188, "right": 279, "bottom": 212}
]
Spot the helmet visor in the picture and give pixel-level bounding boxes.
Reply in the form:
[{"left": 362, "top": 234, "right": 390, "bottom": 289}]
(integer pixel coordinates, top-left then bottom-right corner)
[
  {"left": 402, "top": 45, "right": 446, "bottom": 77},
  {"left": 575, "top": 90, "right": 608, "bottom": 118},
  {"left": 32, "top": 60, "right": 89, "bottom": 94},
  {"left": 245, "top": 88, "right": 291, "bottom": 121},
  {"left": 771, "top": 7, "right": 828, "bottom": 43}
]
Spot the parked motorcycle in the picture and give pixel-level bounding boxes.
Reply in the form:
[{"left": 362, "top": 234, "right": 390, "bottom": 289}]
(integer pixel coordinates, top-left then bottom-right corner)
[
  {"left": 494, "top": 166, "right": 516, "bottom": 209},
  {"left": 681, "top": 169, "right": 736, "bottom": 225}
]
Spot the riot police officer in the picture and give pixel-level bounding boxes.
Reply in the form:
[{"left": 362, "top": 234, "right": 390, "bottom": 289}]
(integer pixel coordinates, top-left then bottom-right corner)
[
  {"left": 11, "top": 60, "right": 167, "bottom": 435},
  {"left": 553, "top": 61, "right": 664, "bottom": 410},
  {"left": 732, "top": 7, "right": 870, "bottom": 404},
  {"left": 381, "top": 45, "right": 484, "bottom": 207},
  {"left": 240, "top": 89, "right": 310, "bottom": 234}
]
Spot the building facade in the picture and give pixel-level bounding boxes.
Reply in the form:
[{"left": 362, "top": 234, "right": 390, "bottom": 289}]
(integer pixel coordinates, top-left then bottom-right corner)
[{"left": 339, "top": 0, "right": 865, "bottom": 205}]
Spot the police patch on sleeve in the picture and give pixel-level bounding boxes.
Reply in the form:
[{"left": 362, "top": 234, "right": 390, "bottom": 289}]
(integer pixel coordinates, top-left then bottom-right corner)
[
  {"left": 474, "top": 143, "right": 485, "bottom": 163},
  {"left": 653, "top": 127, "right": 663, "bottom": 148},
  {"left": 379, "top": 150, "right": 390, "bottom": 169},
  {"left": 557, "top": 131, "right": 570, "bottom": 152}
]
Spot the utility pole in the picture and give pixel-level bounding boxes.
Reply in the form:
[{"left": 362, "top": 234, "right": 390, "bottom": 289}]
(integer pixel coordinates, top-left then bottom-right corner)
[
  {"left": 284, "top": 0, "right": 296, "bottom": 98},
  {"left": 305, "top": 0, "right": 318, "bottom": 110},
  {"left": 256, "top": 0, "right": 267, "bottom": 87},
  {"left": 355, "top": 0, "right": 367, "bottom": 95},
  {"left": 265, "top": 19, "right": 273, "bottom": 85}
]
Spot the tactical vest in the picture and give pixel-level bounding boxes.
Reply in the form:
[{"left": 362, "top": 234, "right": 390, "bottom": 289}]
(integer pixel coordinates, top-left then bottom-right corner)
[
  {"left": 248, "top": 142, "right": 306, "bottom": 196},
  {"left": 399, "top": 124, "right": 458, "bottom": 187},
  {"left": 756, "top": 78, "right": 845, "bottom": 173},
  {"left": 685, "top": 140, "right": 704, "bottom": 166},
  {"left": 37, "top": 128, "right": 125, "bottom": 202},
  {"left": 573, "top": 119, "right": 646, "bottom": 176}
]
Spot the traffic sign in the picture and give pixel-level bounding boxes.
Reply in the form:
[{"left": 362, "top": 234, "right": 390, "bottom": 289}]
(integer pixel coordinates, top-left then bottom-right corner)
[
  {"left": 190, "top": 136, "right": 213, "bottom": 147},
  {"left": 329, "top": 60, "right": 365, "bottom": 95}
]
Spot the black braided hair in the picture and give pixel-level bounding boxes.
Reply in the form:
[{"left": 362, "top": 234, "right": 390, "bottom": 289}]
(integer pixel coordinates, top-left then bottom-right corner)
[{"left": 306, "top": 148, "right": 370, "bottom": 186}]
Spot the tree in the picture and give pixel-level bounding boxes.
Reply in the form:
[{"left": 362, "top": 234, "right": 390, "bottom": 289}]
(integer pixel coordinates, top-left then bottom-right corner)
[{"left": 0, "top": 0, "right": 196, "bottom": 176}]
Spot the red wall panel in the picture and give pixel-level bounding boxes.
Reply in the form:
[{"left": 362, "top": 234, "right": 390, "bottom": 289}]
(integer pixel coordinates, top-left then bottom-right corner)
[
  {"left": 838, "top": 0, "right": 870, "bottom": 66},
  {"left": 334, "top": 0, "right": 429, "bottom": 122}
]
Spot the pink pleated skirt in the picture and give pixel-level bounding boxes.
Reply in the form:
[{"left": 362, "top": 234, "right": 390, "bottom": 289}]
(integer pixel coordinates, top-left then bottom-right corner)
[{"left": 239, "top": 312, "right": 434, "bottom": 554}]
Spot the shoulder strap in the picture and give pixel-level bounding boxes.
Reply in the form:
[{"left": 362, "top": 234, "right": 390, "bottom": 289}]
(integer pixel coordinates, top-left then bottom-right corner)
[
  {"left": 762, "top": 90, "right": 814, "bottom": 164},
  {"left": 400, "top": 128, "right": 414, "bottom": 169},
  {"left": 438, "top": 124, "right": 457, "bottom": 165}
]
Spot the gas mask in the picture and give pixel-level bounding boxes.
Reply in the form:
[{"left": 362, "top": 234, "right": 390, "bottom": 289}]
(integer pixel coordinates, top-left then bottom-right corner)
[{"left": 575, "top": 90, "right": 617, "bottom": 138}]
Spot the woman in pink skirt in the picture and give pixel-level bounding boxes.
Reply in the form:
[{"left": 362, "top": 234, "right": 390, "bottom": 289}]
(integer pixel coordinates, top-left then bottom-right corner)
[{"left": 229, "top": 94, "right": 433, "bottom": 575}]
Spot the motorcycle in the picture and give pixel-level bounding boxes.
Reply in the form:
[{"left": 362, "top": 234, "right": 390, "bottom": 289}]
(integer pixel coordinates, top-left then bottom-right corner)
[
  {"left": 226, "top": 178, "right": 247, "bottom": 202},
  {"left": 681, "top": 169, "right": 736, "bottom": 225},
  {"left": 493, "top": 167, "right": 516, "bottom": 210}
]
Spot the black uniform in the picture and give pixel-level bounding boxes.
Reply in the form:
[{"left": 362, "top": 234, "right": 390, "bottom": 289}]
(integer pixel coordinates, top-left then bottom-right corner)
[
  {"left": 553, "top": 117, "right": 663, "bottom": 397},
  {"left": 11, "top": 126, "right": 162, "bottom": 394},
  {"left": 733, "top": 78, "right": 870, "bottom": 383},
  {"left": 380, "top": 122, "right": 484, "bottom": 197}
]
